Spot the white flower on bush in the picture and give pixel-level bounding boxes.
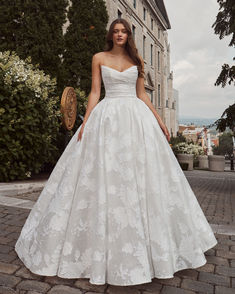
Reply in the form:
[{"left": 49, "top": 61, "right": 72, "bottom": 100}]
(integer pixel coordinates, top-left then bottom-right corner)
[
  {"left": 0, "top": 50, "right": 60, "bottom": 118},
  {"left": 172, "top": 142, "right": 204, "bottom": 159}
]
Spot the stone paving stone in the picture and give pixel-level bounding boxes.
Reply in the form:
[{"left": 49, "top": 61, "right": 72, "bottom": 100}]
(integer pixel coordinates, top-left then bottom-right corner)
[
  {"left": 161, "top": 285, "right": 196, "bottom": 294},
  {"left": 44, "top": 275, "right": 76, "bottom": 286},
  {"left": 218, "top": 239, "right": 235, "bottom": 246},
  {"left": 0, "top": 286, "right": 17, "bottom": 294},
  {"left": 215, "top": 285, "right": 235, "bottom": 294},
  {"left": 181, "top": 278, "right": 214, "bottom": 293},
  {"left": 74, "top": 278, "right": 107, "bottom": 292},
  {"left": 86, "top": 292, "right": 106, "bottom": 294},
  {"left": 131, "top": 281, "right": 162, "bottom": 292},
  {"left": 15, "top": 267, "right": 43, "bottom": 280},
  {"left": 8, "top": 250, "right": 17, "bottom": 257},
  {"left": 4, "top": 232, "right": 20, "bottom": 241},
  {"left": 174, "top": 269, "right": 198, "bottom": 280},
  {"left": 48, "top": 285, "right": 82, "bottom": 294},
  {"left": 0, "top": 253, "right": 16, "bottom": 263},
  {"left": 206, "top": 255, "right": 229, "bottom": 266},
  {"left": 6, "top": 226, "right": 22, "bottom": 233},
  {"left": 0, "top": 245, "right": 13, "bottom": 254},
  {"left": 197, "top": 263, "right": 215, "bottom": 273},
  {"left": 216, "top": 250, "right": 235, "bottom": 259},
  {"left": 154, "top": 276, "right": 181, "bottom": 287},
  {"left": 16, "top": 280, "right": 51, "bottom": 293},
  {"left": 0, "top": 237, "right": 13, "bottom": 244},
  {"left": 0, "top": 273, "right": 21, "bottom": 288},
  {"left": 205, "top": 249, "right": 215, "bottom": 256},
  {"left": 215, "top": 243, "right": 230, "bottom": 251},
  {"left": 0, "top": 262, "right": 19, "bottom": 274},
  {"left": 11, "top": 258, "right": 24, "bottom": 266},
  {"left": 7, "top": 240, "right": 17, "bottom": 247},
  {"left": 107, "top": 285, "right": 140, "bottom": 294},
  {"left": 215, "top": 265, "right": 235, "bottom": 277},
  {"left": 198, "top": 271, "right": 230, "bottom": 287}
]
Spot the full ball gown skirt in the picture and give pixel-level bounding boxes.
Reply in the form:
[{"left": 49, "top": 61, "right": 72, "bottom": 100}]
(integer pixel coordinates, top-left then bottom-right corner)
[{"left": 15, "top": 65, "right": 217, "bottom": 286}]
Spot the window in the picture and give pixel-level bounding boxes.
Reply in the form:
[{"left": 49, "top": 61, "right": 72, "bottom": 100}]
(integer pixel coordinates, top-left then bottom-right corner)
[
  {"left": 151, "top": 18, "right": 153, "bottom": 30},
  {"left": 133, "top": 0, "right": 136, "bottom": 9},
  {"left": 143, "top": 35, "right": 146, "bottom": 59},
  {"left": 118, "top": 9, "right": 122, "bottom": 18},
  {"left": 172, "top": 102, "right": 175, "bottom": 109},
  {"left": 158, "top": 27, "right": 161, "bottom": 39},
  {"left": 143, "top": 7, "right": 146, "bottom": 21},
  {"left": 150, "top": 44, "right": 153, "bottom": 66},
  {"left": 158, "top": 84, "right": 161, "bottom": 106},
  {"left": 132, "top": 25, "right": 136, "bottom": 41},
  {"left": 166, "top": 99, "right": 168, "bottom": 108},
  {"left": 158, "top": 51, "right": 160, "bottom": 71},
  {"left": 150, "top": 91, "right": 153, "bottom": 103}
]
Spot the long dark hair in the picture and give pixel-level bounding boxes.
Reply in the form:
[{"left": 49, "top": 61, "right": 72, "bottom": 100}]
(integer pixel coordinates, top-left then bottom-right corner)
[{"left": 103, "top": 18, "right": 145, "bottom": 78}]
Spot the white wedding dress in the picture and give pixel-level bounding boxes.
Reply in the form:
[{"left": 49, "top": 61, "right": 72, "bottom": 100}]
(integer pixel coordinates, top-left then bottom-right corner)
[{"left": 15, "top": 64, "right": 217, "bottom": 286}]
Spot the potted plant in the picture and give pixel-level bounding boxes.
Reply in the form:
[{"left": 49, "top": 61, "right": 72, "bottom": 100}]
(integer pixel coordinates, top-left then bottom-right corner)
[{"left": 172, "top": 142, "right": 204, "bottom": 171}]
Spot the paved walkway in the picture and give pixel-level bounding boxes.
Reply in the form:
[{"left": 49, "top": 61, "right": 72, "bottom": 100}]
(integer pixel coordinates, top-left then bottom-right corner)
[{"left": 0, "top": 169, "right": 234, "bottom": 293}]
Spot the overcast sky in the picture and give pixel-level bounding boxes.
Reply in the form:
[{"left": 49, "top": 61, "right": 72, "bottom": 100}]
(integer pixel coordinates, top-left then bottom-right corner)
[{"left": 164, "top": 0, "right": 234, "bottom": 119}]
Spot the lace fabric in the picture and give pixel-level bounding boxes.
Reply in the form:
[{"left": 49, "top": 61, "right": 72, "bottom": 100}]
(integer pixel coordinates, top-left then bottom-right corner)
[{"left": 15, "top": 65, "right": 217, "bottom": 286}]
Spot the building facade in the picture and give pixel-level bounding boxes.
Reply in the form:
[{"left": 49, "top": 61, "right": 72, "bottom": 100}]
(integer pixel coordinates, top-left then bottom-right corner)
[{"left": 104, "top": 0, "right": 178, "bottom": 136}]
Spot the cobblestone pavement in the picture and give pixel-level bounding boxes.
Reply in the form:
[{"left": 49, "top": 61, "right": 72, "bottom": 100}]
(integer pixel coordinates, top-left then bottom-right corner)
[{"left": 0, "top": 169, "right": 234, "bottom": 293}]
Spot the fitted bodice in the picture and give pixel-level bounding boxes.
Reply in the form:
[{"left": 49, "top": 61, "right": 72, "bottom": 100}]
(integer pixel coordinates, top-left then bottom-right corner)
[{"left": 101, "top": 65, "right": 138, "bottom": 99}]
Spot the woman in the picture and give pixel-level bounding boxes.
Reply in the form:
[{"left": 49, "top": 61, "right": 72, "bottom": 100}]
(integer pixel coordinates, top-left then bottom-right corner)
[{"left": 15, "top": 18, "right": 217, "bottom": 286}]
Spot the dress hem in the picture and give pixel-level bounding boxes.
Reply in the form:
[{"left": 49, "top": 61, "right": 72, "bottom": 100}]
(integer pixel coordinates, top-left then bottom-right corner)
[{"left": 14, "top": 239, "right": 218, "bottom": 286}]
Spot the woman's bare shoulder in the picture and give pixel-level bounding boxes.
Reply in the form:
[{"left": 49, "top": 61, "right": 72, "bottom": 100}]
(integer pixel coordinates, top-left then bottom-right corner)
[{"left": 93, "top": 52, "right": 109, "bottom": 64}]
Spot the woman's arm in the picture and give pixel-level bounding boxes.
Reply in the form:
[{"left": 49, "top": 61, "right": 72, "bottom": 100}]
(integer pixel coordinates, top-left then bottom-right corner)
[
  {"left": 136, "top": 57, "right": 170, "bottom": 141},
  {"left": 82, "top": 53, "right": 102, "bottom": 126},
  {"left": 77, "top": 53, "right": 101, "bottom": 141}
]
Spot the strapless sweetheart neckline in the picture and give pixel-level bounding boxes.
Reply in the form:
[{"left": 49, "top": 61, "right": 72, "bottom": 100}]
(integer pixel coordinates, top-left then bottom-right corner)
[{"left": 101, "top": 64, "right": 137, "bottom": 73}]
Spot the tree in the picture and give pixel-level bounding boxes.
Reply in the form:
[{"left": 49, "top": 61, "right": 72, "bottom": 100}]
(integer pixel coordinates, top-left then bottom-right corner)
[
  {"left": 214, "top": 103, "right": 235, "bottom": 135},
  {"left": 212, "top": 0, "right": 235, "bottom": 87},
  {"left": 0, "top": 0, "right": 68, "bottom": 94},
  {"left": 212, "top": 132, "right": 233, "bottom": 155},
  {"left": 63, "top": 0, "right": 108, "bottom": 95},
  {"left": 210, "top": 0, "right": 235, "bottom": 135}
]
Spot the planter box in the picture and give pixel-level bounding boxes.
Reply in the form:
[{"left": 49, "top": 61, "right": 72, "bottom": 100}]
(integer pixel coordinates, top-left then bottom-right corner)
[
  {"left": 208, "top": 155, "right": 225, "bottom": 172},
  {"left": 198, "top": 155, "right": 209, "bottom": 169},
  {"left": 177, "top": 154, "right": 194, "bottom": 171}
]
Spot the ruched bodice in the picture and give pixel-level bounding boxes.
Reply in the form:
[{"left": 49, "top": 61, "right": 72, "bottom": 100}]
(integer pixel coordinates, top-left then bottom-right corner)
[{"left": 101, "top": 65, "right": 138, "bottom": 98}]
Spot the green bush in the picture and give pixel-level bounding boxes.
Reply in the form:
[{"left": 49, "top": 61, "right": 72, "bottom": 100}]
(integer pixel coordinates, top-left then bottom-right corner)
[{"left": 0, "top": 51, "right": 61, "bottom": 181}]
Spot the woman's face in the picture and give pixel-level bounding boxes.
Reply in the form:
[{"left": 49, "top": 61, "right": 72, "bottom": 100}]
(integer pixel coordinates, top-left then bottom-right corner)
[{"left": 112, "top": 23, "right": 128, "bottom": 47}]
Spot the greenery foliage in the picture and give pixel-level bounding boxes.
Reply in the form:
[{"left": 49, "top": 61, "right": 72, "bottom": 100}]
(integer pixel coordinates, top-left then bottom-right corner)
[
  {"left": 209, "top": 103, "right": 235, "bottom": 135},
  {"left": 63, "top": 0, "right": 108, "bottom": 95},
  {"left": 169, "top": 132, "right": 187, "bottom": 146},
  {"left": 212, "top": 132, "right": 233, "bottom": 155},
  {"left": 0, "top": 51, "right": 61, "bottom": 181},
  {"left": 212, "top": 0, "right": 235, "bottom": 87},
  {"left": 0, "top": 0, "right": 68, "bottom": 94},
  {"left": 172, "top": 142, "right": 205, "bottom": 160}
]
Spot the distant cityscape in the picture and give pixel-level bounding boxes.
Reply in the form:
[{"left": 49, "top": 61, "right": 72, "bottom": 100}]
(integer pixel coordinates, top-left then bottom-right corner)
[{"left": 179, "top": 117, "right": 218, "bottom": 128}]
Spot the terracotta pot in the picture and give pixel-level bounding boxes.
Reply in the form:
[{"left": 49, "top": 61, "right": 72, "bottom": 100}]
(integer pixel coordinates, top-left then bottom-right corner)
[{"left": 177, "top": 153, "right": 194, "bottom": 171}]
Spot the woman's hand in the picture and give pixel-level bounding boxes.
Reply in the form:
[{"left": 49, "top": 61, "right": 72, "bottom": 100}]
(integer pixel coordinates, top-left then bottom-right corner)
[
  {"left": 77, "top": 123, "right": 85, "bottom": 142},
  {"left": 160, "top": 123, "right": 171, "bottom": 142}
]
